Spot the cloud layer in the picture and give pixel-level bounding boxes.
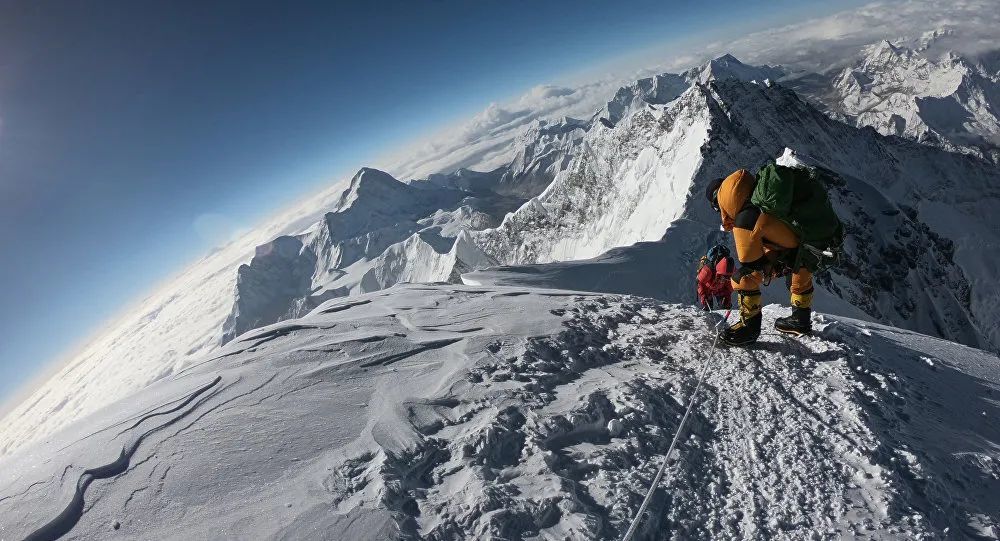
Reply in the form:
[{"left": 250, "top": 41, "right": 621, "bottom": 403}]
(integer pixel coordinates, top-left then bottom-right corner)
[
  {"left": 716, "top": 0, "right": 1000, "bottom": 71},
  {"left": 383, "top": 79, "right": 622, "bottom": 180}
]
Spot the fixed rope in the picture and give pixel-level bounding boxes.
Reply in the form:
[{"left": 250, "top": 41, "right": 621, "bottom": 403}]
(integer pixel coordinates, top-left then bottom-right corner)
[{"left": 620, "top": 310, "right": 730, "bottom": 541}]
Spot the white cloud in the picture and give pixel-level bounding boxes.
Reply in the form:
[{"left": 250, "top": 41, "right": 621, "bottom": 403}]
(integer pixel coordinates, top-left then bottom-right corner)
[
  {"left": 381, "top": 79, "right": 623, "bottom": 179},
  {"left": 653, "top": 0, "right": 1000, "bottom": 72}
]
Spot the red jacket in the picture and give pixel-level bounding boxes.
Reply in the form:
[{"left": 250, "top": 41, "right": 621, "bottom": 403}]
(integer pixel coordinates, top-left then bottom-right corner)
[{"left": 697, "top": 256, "right": 734, "bottom": 308}]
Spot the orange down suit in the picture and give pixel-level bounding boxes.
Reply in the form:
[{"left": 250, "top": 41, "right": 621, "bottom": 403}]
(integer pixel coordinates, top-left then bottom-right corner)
[{"left": 716, "top": 169, "right": 813, "bottom": 301}]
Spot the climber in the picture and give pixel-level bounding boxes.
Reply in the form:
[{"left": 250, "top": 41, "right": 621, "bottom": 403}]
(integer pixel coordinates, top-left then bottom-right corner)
[
  {"left": 705, "top": 163, "right": 842, "bottom": 345},
  {"left": 696, "top": 244, "right": 734, "bottom": 311}
]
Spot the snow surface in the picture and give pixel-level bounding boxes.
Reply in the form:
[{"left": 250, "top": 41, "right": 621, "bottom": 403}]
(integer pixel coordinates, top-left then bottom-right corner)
[
  {"left": 0, "top": 177, "right": 351, "bottom": 459},
  {"left": 1, "top": 284, "right": 997, "bottom": 539}
]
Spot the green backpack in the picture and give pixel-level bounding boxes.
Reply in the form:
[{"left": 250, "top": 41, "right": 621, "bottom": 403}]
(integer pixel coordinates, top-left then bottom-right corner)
[{"left": 750, "top": 163, "right": 844, "bottom": 272}]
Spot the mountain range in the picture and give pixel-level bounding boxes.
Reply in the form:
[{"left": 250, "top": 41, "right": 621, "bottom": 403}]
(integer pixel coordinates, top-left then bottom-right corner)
[{"left": 2, "top": 35, "right": 999, "bottom": 466}]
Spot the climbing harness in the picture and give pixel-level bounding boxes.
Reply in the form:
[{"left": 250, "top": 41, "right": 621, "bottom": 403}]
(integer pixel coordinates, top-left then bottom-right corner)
[{"left": 621, "top": 310, "right": 730, "bottom": 541}]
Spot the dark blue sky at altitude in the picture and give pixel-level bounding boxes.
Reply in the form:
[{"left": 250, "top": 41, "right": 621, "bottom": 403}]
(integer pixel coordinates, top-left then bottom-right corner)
[{"left": 0, "top": 0, "right": 838, "bottom": 405}]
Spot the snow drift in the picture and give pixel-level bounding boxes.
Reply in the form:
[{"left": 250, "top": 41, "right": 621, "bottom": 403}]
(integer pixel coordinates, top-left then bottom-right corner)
[{"left": 1, "top": 284, "right": 997, "bottom": 539}]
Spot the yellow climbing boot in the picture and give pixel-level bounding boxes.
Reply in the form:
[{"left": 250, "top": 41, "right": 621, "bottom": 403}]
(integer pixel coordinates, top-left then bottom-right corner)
[
  {"left": 720, "top": 290, "right": 762, "bottom": 346},
  {"left": 776, "top": 288, "right": 814, "bottom": 336}
]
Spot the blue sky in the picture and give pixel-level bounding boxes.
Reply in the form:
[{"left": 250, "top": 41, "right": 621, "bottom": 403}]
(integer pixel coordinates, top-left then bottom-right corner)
[{"left": 0, "top": 0, "right": 845, "bottom": 405}]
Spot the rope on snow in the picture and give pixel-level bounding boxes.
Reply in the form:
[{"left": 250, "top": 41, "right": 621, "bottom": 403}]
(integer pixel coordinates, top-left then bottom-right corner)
[{"left": 620, "top": 309, "right": 730, "bottom": 541}]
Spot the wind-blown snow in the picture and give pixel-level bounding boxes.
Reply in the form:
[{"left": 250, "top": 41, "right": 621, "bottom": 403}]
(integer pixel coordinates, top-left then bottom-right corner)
[
  {"left": 1, "top": 285, "right": 997, "bottom": 539},
  {"left": 0, "top": 175, "right": 353, "bottom": 458}
]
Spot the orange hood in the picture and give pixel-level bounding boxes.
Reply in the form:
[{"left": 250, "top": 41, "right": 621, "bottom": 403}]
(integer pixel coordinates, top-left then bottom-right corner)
[{"left": 717, "top": 169, "right": 756, "bottom": 230}]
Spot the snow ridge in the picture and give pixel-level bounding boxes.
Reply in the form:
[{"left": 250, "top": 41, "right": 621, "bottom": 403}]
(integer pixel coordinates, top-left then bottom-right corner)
[
  {"left": 470, "top": 76, "right": 1000, "bottom": 353},
  {"left": 21, "top": 376, "right": 222, "bottom": 541}
]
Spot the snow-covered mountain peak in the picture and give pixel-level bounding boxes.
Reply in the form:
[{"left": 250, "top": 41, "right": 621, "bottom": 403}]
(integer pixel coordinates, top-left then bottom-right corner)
[
  {"left": 524, "top": 115, "right": 588, "bottom": 138},
  {"left": 862, "top": 39, "right": 905, "bottom": 67},
  {"left": 334, "top": 167, "right": 414, "bottom": 211},
  {"left": 496, "top": 116, "right": 590, "bottom": 197},
  {"left": 253, "top": 234, "right": 302, "bottom": 259},
  {"left": 600, "top": 55, "right": 787, "bottom": 126},
  {"left": 855, "top": 40, "right": 963, "bottom": 92},
  {"left": 686, "top": 53, "right": 786, "bottom": 85},
  {"left": 793, "top": 39, "right": 1000, "bottom": 159},
  {"left": 601, "top": 72, "right": 689, "bottom": 123},
  {"left": 714, "top": 52, "right": 742, "bottom": 63}
]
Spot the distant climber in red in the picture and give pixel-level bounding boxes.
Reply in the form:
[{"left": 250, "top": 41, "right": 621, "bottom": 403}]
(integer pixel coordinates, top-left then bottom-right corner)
[{"left": 696, "top": 244, "right": 734, "bottom": 311}]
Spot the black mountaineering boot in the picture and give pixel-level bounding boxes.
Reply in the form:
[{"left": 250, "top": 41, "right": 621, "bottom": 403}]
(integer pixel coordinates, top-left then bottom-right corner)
[
  {"left": 775, "top": 289, "right": 813, "bottom": 336},
  {"left": 720, "top": 290, "right": 762, "bottom": 346},
  {"left": 775, "top": 307, "right": 812, "bottom": 336}
]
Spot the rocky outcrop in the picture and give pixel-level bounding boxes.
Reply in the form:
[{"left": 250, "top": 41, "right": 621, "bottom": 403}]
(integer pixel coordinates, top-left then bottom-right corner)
[{"left": 221, "top": 236, "right": 316, "bottom": 344}]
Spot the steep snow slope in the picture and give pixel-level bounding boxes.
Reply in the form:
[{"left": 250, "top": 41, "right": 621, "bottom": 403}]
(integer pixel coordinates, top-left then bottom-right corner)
[
  {"left": 475, "top": 89, "right": 710, "bottom": 264},
  {"left": 473, "top": 76, "right": 1000, "bottom": 353},
  {"left": 1, "top": 284, "right": 997, "bottom": 540},
  {"left": 495, "top": 117, "right": 590, "bottom": 198}
]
